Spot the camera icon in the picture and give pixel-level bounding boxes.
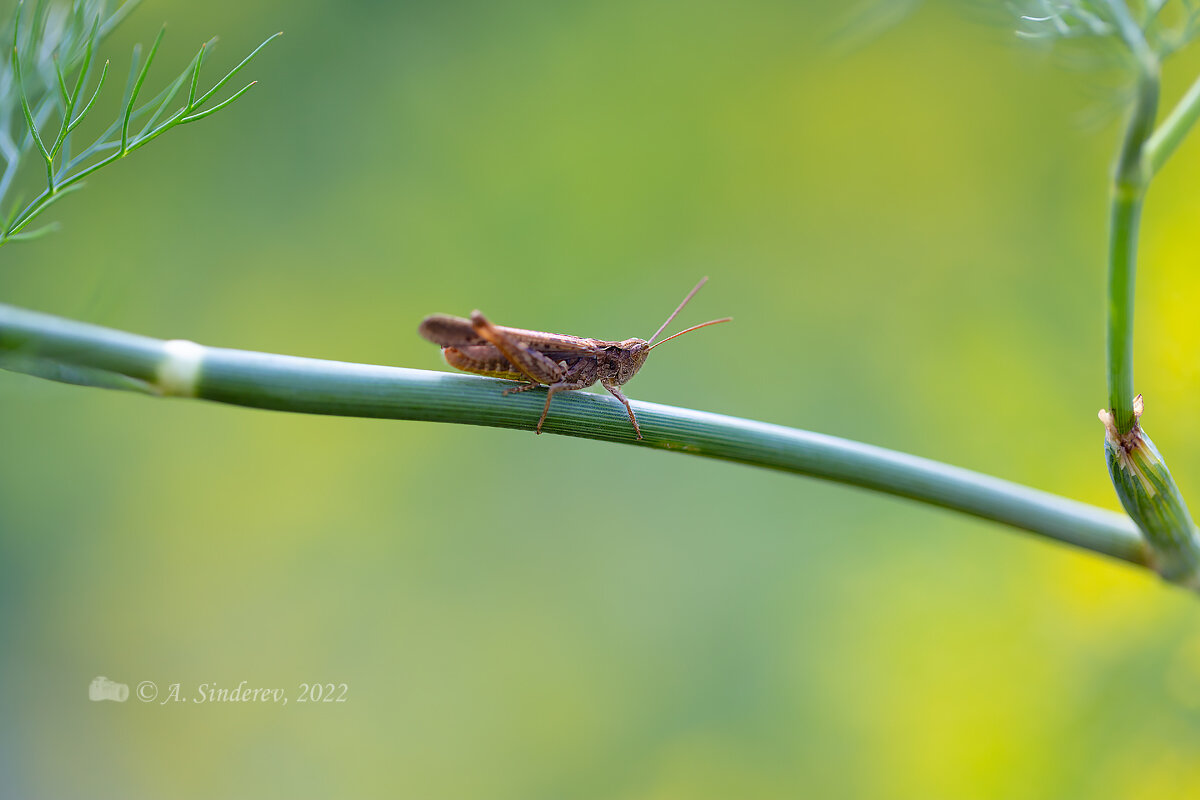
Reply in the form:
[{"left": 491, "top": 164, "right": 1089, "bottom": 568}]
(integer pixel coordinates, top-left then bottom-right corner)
[{"left": 88, "top": 676, "right": 129, "bottom": 702}]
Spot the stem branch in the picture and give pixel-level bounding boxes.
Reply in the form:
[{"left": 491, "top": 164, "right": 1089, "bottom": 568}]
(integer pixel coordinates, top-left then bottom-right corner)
[{"left": 1147, "top": 69, "right": 1200, "bottom": 176}]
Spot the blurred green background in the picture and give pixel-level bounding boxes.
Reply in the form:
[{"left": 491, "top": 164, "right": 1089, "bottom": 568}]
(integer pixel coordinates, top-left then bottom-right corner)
[{"left": 3, "top": 0, "right": 1200, "bottom": 797}]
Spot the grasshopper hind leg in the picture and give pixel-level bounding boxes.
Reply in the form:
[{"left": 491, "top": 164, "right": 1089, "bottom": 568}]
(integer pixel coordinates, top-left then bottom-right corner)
[{"left": 533, "top": 379, "right": 595, "bottom": 434}]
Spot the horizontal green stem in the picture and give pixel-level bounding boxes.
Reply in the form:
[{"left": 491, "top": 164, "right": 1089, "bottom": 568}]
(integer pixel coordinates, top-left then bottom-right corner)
[{"left": 0, "top": 302, "right": 1147, "bottom": 568}]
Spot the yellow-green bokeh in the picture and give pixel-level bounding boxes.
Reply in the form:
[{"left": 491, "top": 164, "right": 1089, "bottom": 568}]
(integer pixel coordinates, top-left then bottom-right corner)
[{"left": 2, "top": 0, "right": 1200, "bottom": 797}]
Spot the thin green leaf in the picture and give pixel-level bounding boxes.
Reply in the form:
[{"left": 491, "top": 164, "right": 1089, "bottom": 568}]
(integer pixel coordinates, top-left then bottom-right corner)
[
  {"left": 12, "top": 45, "right": 53, "bottom": 168},
  {"left": 3, "top": 191, "right": 26, "bottom": 234},
  {"left": 6, "top": 180, "right": 84, "bottom": 235},
  {"left": 11, "top": 2, "right": 52, "bottom": 169},
  {"left": 121, "top": 26, "right": 164, "bottom": 153},
  {"left": 61, "top": 72, "right": 188, "bottom": 176},
  {"left": 59, "top": 134, "right": 116, "bottom": 176},
  {"left": 67, "top": 58, "right": 107, "bottom": 133},
  {"left": 192, "top": 31, "right": 280, "bottom": 109},
  {"left": 97, "top": 0, "right": 141, "bottom": 39},
  {"left": 119, "top": 41, "right": 142, "bottom": 134},
  {"left": 3, "top": 219, "right": 58, "bottom": 241},
  {"left": 0, "top": 7, "right": 277, "bottom": 247},
  {"left": 179, "top": 80, "right": 255, "bottom": 124},
  {"left": 128, "top": 107, "right": 185, "bottom": 149},
  {"left": 53, "top": 56, "right": 70, "bottom": 107},
  {"left": 69, "top": 63, "right": 192, "bottom": 172},
  {"left": 30, "top": 0, "right": 48, "bottom": 44},
  {"left": 67, "top": 15, "right": 101, "bottom": 108},
  {"left": 187, "top": 38, "right": 212, "bottom": 108},
  {"left": 136, "top": 45, "right": 205, "bottom": 139},
  {"left": 51, "top": 145, "right": 116, "bottom": 187}
]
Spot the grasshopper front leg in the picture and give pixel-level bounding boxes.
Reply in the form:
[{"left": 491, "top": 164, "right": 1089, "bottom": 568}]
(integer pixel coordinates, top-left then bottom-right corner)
[{"left": 601, "top": 379, "right": 643, "bottom": 440}]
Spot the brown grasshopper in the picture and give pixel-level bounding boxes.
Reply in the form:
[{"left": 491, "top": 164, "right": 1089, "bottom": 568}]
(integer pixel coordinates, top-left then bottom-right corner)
[{"left": 418, "top": 278, "right": 730, "bottom": 439}]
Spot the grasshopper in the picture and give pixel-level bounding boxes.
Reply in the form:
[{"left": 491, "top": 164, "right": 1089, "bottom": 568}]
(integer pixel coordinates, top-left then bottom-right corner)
[{"left": 418, "top": 278, "right": 731, "bottom": 439}]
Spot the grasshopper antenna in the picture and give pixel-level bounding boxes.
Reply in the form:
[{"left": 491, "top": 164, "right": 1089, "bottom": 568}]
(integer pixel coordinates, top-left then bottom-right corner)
[
  {"left": 648, "top": 316, "right": 732, "bottom": 350},
  {"left": 648, "top": 277, "right": 712, "bottom": 345}
]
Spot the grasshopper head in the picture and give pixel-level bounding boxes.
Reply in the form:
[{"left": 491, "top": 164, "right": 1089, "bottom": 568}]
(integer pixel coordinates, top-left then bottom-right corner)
[
  {"left": 604, "top": 278, "right": 731, "bottom": 387},
  {"left": 610, "top": 339, "right": 651, "bottom": 385}
]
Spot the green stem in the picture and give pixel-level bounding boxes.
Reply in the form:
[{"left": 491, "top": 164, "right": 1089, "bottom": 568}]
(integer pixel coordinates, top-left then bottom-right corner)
[
  {"left": 1107, "top": 63, "right": 1158, "bottom": 435},
  {"left": 1107, "top": 189, "right": 1143, "bottom": 434},
  {"left": 1146, "top": 69, "right": 1200, "bottom": 176},
  {"left": 0, "top": 302, "right": 1148, "bottom": 570},
  {"left": 1095, "top": 22, "right": 1200, "bottom": 583}
]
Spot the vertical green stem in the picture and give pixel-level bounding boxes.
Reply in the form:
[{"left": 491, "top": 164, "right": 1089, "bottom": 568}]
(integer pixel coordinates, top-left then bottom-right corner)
[
  {"left": 1107, "top": 65, "right": 1158, "bottom": 435},
  {"left": 1107, "top": 190, "right": 1142, "bottom": 434},
  {"left": 1099, "top": 39, "right": 1200, "bottom": 584}
]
